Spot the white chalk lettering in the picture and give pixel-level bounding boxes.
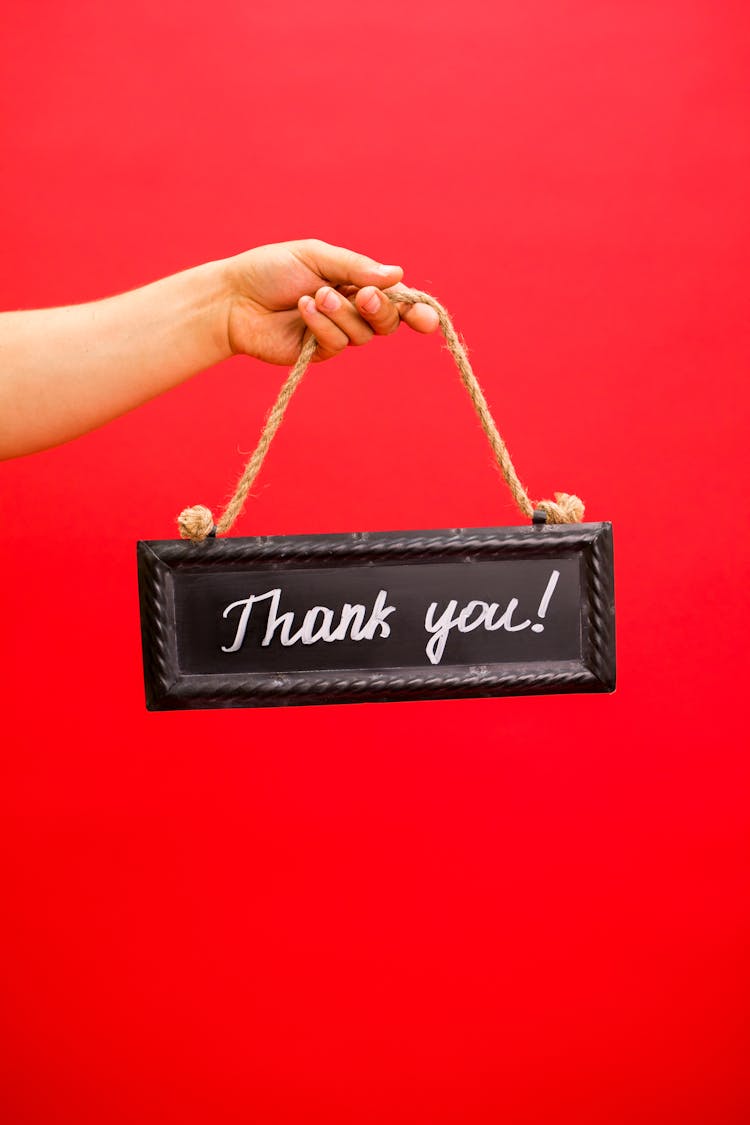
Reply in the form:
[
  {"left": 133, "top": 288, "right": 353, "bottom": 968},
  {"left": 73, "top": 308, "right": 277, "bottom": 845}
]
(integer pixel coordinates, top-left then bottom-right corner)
[
  {"left": 424, "top": 600, "right": 459, "bottom": 665},
  {"left": 351, "top": 589, "right": 396, "bottom": 640},
  {"left": 330, "top": 603, "right": 366, "bottom": 641},
  {"left": 262, "top": 589, "right": 305, "bottom": 647},
  {"left": 485, "top": 598, "right": 531, "bottom": 633},
  {"left": 299, "top": 606, "right": 335, "bottom": 645},
  {"left": 221, "top": 588, "right": 395, "bottom": 653},
  {"left": 222, "top": 572, "right": 561, "bottom": 665},
  {"left": 458, "top": 600, "right": 487, "bottom": 632},
  {"left": 531, "top": 570, "right": 560, "bottom": 633},
  {"left": 424, "top": 595, "right": 534, "bottom": 665}
]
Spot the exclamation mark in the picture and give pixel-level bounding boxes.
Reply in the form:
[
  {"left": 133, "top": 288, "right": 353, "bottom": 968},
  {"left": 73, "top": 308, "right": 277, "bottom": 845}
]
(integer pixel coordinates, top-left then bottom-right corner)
[{"left": 531, "top": 570, "right": 560, "bottom": 633}]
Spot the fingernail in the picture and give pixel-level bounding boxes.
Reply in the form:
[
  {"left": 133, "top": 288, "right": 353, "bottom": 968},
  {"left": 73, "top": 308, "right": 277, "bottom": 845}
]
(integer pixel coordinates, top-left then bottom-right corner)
[
  {"left": 301, "top": 296, "right": 314, "bottom": 312},
  {"left": 361, "top": 290, "right": 380, "bottom": 314},
  {"left": 319, "top": 288, "right": 340, "bottom": 312},
  {"left": 377, "top": 264, "right": 399, "bottom": 275}
]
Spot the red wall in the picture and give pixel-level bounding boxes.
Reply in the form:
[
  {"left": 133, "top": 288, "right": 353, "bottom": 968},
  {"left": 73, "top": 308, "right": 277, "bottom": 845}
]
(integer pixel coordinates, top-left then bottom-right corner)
[{"left": 1, "top": 3, "right": 749, "bottom": 1122}]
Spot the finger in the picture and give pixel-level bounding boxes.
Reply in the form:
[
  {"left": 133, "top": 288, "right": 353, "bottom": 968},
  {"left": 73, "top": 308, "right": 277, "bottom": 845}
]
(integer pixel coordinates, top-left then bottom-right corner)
[
  {"left": 298, "top": 238, "right": 404, "bottom": 288},
  {"left": 298, "top": 295, "right": 350, "bottom": 361},
  {"left": 354, "top": 286, "right": 401, "bottom": 336},
  {"left": 387, "top": 284, "right": 441, "bottom": 334},
  {"left": 398, "top": 300, "right": 441, "bottom": 334},
  {"left": 313, "top": 286, "right": 374, "bottom": 346}
]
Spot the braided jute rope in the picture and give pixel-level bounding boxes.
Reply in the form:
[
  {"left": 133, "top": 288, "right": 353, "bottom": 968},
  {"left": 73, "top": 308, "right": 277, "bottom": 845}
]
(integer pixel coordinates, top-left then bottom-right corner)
[{"left": 178, "top": 288, "right": 584, "bottom": 541}]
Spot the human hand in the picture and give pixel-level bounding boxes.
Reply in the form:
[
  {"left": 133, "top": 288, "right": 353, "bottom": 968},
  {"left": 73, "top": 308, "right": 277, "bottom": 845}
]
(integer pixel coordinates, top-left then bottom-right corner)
[{"left": 223, "top": 238, "right": 440, "bottom": 365}]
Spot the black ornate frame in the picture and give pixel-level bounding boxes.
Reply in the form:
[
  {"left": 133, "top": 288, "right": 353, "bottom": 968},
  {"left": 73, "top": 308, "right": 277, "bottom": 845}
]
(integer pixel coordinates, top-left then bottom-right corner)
[{"left": 137, "top": 522, "right": 615, "bottom": 710}]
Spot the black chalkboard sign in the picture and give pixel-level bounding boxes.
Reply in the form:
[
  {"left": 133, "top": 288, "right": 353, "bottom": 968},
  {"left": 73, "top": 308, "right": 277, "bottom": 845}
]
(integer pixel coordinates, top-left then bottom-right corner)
[{"left": 137, "top": 523, "right": 615, "bottom": 710}]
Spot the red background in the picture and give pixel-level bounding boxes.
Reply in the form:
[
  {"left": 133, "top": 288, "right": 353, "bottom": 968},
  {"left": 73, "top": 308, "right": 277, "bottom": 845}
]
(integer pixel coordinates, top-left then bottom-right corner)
[{"left": 1, "top": 3, "right": 749, "bottom": 1122}]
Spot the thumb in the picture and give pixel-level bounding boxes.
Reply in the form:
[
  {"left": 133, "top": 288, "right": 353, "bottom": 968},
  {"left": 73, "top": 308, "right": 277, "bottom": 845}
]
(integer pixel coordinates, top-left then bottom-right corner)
[{"left": 298, "top": 239, "right": 404, "bottom": 288}]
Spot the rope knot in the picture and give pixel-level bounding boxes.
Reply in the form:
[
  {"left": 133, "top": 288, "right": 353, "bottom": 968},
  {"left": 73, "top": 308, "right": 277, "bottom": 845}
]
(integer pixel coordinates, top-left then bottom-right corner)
[
  {"left": 178, "top": 504, "right": 215, "bottom": 541},
  {"left": 534, "top": 492, "right": 585, "bottom": 524}
]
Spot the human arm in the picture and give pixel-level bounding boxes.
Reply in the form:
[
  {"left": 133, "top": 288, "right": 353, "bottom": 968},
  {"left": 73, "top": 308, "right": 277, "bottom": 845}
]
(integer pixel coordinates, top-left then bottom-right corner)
[{"left": 0, "top": 238, "right": 439, "bottom": 460}]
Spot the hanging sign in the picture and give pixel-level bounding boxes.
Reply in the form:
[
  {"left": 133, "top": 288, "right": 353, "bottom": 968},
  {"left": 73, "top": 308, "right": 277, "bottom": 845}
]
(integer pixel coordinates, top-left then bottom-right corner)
[
  {"left": 137, "top": 522, "right": 615, "bottom": 710},
  {"left": 138, "top": 285, "right": 616, "bottom": 711}
]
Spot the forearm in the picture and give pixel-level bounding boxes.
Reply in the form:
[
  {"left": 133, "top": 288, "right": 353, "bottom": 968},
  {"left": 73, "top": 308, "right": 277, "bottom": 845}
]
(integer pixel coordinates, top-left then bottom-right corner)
[{"left": 0, "top": 259, "right": 232, "bottom": 459}]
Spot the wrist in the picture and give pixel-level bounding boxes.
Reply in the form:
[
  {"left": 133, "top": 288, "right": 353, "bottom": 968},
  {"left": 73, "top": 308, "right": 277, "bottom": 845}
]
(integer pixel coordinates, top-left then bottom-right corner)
[
  {"left": 184, "top": 256, "right": 236, "bottom": 365},
  {"left": 221, "top": 247, "right": 273, "bottom": 358}
]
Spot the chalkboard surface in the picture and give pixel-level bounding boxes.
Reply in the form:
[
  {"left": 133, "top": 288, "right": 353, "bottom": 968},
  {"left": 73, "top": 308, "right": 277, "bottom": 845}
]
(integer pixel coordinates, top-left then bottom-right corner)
[{"left": 137, "top": 523, "right": 615, "bottom": 710}]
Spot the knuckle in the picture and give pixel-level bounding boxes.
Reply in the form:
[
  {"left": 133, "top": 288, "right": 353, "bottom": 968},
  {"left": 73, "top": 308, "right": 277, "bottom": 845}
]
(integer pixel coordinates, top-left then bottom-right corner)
[
  {"left": 323, "top": 330, "right": 349, "bottom": 357},
  {"left": 373, "top": 314, "right": 399, "bottom": 336}
]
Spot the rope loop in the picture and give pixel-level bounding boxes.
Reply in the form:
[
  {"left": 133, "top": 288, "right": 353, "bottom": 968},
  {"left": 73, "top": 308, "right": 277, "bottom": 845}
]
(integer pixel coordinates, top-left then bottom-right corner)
[{"left": 177, "top": 288, "right": 584, "bottom": 540}]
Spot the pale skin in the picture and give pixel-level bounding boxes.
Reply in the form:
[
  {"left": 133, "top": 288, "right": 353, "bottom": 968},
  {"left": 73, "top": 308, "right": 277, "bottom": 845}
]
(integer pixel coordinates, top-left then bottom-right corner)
[{"left": 0, "top": 238, "right": 440, "bottom": 460}]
